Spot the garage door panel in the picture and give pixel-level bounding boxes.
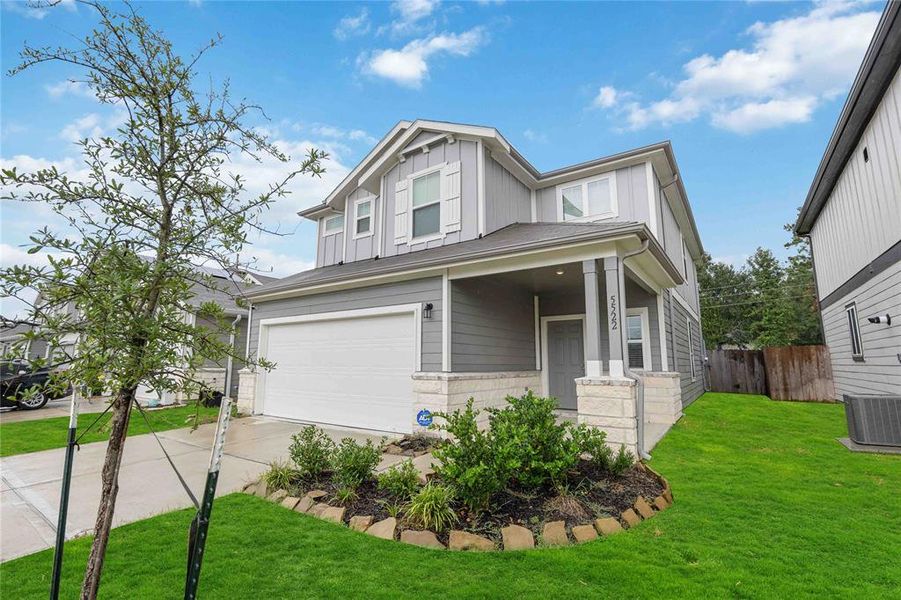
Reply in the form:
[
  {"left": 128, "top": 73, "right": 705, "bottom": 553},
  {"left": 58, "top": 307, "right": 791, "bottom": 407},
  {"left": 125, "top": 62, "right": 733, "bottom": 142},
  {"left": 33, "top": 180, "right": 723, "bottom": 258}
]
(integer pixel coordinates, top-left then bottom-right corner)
[{"left": 260, "top": 311, "right": 416, "bottom": 433}]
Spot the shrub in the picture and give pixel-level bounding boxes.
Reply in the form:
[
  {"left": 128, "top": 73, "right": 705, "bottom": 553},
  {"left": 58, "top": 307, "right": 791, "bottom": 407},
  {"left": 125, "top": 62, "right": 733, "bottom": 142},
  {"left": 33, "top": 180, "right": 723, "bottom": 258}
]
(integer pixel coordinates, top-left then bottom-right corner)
[
  {"left": 377, "top": 459, "right": 420, "bottom": 500},
  {"left": 609, "top": 445, "right": 634, "bottom": 476},
  {"left": 263, "top": 460, "right": 297, "bottom": 492},
  {"left": 332, "top": 437, "right": 381, "bottom": 489},
  {"left": 572, "top": 423, "right": 613, "bottom": 470},
  {"left": 289, "top": 426, "right": 335, "bottom": 479},
  {"left": 487, "top": 391, "right": 581, "bottom": 489},
  {"left": 334, "top": 486, "right": 359, "bottom": 506},
  {"left": 406, "top": 482, "right": 458, "bottom": 533},
  {"left": 431, "top": 399, "right": 506, "bottom": 513}
]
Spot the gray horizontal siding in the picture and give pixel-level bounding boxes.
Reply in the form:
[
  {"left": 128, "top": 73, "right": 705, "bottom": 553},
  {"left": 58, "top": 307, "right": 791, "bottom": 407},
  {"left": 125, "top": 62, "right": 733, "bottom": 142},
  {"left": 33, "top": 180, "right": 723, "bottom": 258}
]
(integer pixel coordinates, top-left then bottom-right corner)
[
  {"left": 821, "top": 260, "right": 901, "bottom": 397},
  {"left": 451, "top": 278, "right": 535, "bottom": 372},
  {"left": 669, "top": 295, "right": 704, "bottom": 406},
  {"left": 485, "top": 155, "right": 531, "bottom": 233},
  {"left": 249, "top": 276, "right": 443, "bottom": 371}
]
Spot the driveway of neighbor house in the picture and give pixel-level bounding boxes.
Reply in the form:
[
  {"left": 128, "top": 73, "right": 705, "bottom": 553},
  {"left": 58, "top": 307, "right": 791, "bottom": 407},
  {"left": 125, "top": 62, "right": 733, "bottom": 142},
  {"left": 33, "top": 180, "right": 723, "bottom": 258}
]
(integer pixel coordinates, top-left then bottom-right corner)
[{"left": 0, "top": 416, "right": 392, "bottom": 562}]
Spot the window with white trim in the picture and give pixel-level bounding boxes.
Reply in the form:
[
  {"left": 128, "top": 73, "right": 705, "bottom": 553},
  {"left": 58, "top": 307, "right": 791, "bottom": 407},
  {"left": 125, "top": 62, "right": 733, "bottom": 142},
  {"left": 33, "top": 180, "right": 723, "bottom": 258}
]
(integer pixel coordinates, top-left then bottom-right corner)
[
  {"left": 625, "top": 308, "right": 651, "bottom": 370},
  {"left": 687, "top": 316, "right": 696, "bottom": 380},
  {"left": 558, "top": 173, "right": 616, "bottom": 222},
  {"left": 354, "top": 199, "right": 371, "bottom": 237},
  {"left": 845, "top": 303, "right": 864, "bottom": 359},
  {"left": 322, "top": 214, "right": 343, "bottom": 236},
  {"left": 411, "top": 170, "right": 441, "bottom": 239}
]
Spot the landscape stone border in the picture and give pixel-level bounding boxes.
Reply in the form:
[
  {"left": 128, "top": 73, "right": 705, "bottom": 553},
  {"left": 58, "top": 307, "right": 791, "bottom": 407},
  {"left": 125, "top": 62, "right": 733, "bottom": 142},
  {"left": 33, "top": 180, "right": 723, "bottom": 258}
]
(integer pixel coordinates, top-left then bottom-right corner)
[{"left": 242, "top": 462, "right": 674, "bottom": 552}]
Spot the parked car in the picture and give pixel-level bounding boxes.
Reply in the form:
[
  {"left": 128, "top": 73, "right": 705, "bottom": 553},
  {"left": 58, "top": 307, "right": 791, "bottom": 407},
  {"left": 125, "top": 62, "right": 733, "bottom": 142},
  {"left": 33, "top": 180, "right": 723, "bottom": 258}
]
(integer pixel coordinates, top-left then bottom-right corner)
[{"left": 0, "top": 359, "right": 64, "bottom": 410}]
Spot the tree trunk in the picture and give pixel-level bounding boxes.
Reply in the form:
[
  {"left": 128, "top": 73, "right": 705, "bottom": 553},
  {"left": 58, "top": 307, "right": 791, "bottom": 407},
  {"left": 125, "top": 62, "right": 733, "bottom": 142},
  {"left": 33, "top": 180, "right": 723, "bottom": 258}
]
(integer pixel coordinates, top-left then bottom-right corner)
[{"left": 80, "top": 388, "right": 136, "bottom": 600}]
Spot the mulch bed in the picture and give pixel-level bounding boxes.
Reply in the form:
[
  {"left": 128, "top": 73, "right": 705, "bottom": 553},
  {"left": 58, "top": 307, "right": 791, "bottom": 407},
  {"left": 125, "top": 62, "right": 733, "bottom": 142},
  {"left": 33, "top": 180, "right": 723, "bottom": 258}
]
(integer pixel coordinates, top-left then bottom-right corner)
[{"left": 287, "top": 458, "right": 664, "bottom": 545}]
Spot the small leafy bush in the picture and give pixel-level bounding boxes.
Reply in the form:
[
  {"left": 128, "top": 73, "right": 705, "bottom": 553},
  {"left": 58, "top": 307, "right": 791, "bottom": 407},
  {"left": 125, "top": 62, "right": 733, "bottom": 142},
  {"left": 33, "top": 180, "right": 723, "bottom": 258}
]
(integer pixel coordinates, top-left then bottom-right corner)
[
  {"left": 289, "top": 426, "right": 335, "bottom": 478},
  {"left": 431, "top": 399, "right": 506, "bottom": 513},
  {"left": 406, "top": 482, "right": 458, "bottom": 533},
  {"left": 572, "top": 423, "right": 613, "bottom": 470},
  {"left": 263, "top": 460, "right": 297, "bottom": 492},
  {"left": 332, "top": 437, "right": 381, "bottom": 489},
  {"left": 377, "top": 459, "right": 420, "bottom": 500},
  {"left": 609, "top": 445, "right": 634, "bottom": 476},
  {"left": 487, "top": 391, "right": 581, "bottom": 489}
]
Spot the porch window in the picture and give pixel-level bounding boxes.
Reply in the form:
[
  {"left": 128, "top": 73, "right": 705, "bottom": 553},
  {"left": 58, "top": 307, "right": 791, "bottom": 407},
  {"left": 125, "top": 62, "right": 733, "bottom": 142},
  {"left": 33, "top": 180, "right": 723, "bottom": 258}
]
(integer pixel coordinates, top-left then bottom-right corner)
[
  {"left": 411, "top": 171, "right": 441, "bottom": 239},
  {"left": 845, "top": 302, "right": 864, "bottom": 359},
  {"left": 626, "top": 308, "right": 651, "bottom": 370},
  {"left": 354, "top": 199, "right": 371, "bottom": 237},
  {"left": 558, "top": 173, "right": 616, "bottom": 222}
]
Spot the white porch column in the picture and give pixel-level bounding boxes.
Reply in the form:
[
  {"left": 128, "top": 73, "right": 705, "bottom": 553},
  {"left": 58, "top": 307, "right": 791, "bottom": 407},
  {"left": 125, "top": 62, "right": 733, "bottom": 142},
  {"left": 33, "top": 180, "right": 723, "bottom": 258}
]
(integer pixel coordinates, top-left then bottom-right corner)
[
  {"left": 603, "top": 255, "right": 628, "bottom": 378},
  {"left": 582, "top": 259, "right": 603, "bottom": 377}
]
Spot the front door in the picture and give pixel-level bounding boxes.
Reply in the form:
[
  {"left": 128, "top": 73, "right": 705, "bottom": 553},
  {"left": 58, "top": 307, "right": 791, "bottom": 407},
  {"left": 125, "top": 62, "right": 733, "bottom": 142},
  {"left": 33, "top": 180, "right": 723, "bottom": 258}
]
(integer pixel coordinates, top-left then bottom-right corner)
[{"left": 547, "top": 319, "right": 584, "bottom": 410}]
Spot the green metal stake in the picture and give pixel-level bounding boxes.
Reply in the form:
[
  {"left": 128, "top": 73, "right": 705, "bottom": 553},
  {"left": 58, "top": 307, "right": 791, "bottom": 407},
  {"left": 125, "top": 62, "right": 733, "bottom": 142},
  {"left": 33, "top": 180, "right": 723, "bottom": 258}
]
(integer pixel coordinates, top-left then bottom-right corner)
[
  {"left": 50, "top": 387, "right": 79, "bottom": 600},
  {"left": 184, "top": 398, "right": 234, "bottom": 600}
]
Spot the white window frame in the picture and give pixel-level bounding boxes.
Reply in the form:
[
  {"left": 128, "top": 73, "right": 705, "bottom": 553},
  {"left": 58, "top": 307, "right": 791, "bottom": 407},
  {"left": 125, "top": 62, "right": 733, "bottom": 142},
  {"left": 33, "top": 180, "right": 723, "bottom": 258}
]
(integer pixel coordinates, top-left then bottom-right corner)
[
  {"left": 408, "top": 163, "right": 446, "bottom": 245},
  {"left": 321, "top": 214, "right": 344, "bottom": 237},
  {"left": 353, "top": 197, "right": 373, "bottom": 239},
  {"left": 845, "top": 302, "right": 864, "bottom": 359},
  {"left": 555, "top": 171, "right": 618, "bottom": 223},
  {"left": 625, "top": 307, "right": 652, "bottom": 371},
  {"left": 687, "top": 315, "right": 696, "bottom": 381}
]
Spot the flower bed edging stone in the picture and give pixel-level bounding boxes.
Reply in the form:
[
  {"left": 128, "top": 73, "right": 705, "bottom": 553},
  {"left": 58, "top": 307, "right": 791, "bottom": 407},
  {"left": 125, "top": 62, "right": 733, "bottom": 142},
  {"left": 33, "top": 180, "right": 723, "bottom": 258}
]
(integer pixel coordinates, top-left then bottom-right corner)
[{"left": 241, "top": 458, "right": 676, "bottom": 551}]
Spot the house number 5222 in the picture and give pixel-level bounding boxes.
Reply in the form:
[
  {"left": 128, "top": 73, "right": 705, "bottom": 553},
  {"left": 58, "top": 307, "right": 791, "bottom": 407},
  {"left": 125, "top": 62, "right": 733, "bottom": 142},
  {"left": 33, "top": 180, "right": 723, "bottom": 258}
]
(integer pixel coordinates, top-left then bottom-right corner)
[{"left": 609, "top": 295, "right": 618, "bottom": 330}]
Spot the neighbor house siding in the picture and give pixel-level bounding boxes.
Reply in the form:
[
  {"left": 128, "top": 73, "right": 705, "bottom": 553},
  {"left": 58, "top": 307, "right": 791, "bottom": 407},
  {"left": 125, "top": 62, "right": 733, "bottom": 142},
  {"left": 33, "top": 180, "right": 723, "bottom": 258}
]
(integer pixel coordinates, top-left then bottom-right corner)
[
  {"left": 381, "top": 139, "right": 479, "bottom": 258},
  {"left": 248, "top": 277, "right": 443, "bottom": 371},
  {"left": 451, "top": 278, "right": 535, "bottom": 372},
  {"left": 344, "top": 187, "right": 379, "bottom": 263},
  {"left": 821, "top": 259, "right": 901, "bottom": 397},
  {"left": 484, "top": 155, "right": 531, "bottom": 233},
  {"left": 809, "top": 67, "right": 901, "bottom": 298}
]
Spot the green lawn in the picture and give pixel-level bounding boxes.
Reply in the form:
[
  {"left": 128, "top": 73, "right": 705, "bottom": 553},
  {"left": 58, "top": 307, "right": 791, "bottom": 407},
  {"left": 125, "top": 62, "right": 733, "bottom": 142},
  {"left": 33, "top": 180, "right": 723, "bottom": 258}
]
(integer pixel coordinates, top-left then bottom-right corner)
[
  {"left": 0, "top": 404, "right": 220, "bottom": 457},
  {"left": 3, "top": 393, "right": 899, "bottom": 598}
]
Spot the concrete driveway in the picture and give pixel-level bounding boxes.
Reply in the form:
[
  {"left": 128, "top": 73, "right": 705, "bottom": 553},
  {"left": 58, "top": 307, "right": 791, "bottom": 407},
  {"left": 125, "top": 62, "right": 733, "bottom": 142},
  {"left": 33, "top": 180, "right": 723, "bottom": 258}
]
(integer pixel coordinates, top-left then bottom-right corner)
[
  {"left": 0, "top": 396, "right": 110, "bottom": 424},
  {"left": 0, "top": 416, "right": 390, "bottom": 562}
]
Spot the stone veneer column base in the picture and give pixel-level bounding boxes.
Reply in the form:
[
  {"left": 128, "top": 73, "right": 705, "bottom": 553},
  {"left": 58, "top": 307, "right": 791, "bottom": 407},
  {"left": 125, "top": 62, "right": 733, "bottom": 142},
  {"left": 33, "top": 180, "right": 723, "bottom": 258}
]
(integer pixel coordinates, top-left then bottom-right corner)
[
  {"left": 411, "top": 371, "right": 542, "bottom": 433},
  {"left": 576, "top": 376, "right": 638, "bottom": 455},
  {"left": 641, "top": 372, "right": 683, "bottom": 425},
  {"left": 237, "top": 368, "right": 257, "bottom": 415}
]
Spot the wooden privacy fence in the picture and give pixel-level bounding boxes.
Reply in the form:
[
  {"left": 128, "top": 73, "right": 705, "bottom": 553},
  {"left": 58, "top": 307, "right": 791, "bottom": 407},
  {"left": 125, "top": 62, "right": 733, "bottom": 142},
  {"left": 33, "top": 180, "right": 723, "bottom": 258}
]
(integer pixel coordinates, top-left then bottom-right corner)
[{"left": 707, "top": 345, "right": 836, "bottom": 402}]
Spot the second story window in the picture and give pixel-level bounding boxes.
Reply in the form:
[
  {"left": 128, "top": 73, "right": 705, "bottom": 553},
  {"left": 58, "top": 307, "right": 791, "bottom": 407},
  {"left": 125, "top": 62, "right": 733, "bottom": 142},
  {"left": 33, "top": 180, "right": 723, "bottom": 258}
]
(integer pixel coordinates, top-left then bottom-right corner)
[
  {"left": 412, "top": 171, "right": 441, "bottom": 239},
  {"left": 354, "top": 199, "right": 371, "bottom": 237},
  {"left": 322, "top": 214, "right": 343, "bottom": 236},
  {"left": 557, "top": 173, "right": 616, "bottom": 222}
]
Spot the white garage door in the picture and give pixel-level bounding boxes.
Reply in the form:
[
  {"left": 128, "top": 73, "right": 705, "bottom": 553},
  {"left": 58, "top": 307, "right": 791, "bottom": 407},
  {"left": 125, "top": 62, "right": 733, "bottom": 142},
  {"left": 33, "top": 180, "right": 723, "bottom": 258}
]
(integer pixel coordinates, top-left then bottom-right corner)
[{"left": 259, "top": 309, "right": 417, "bottom": 433}]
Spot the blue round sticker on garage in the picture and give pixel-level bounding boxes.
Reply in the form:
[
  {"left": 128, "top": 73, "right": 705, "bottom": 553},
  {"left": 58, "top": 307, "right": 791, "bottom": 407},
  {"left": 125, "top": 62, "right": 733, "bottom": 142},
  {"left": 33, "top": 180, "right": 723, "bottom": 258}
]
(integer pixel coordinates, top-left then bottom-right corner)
[{"left": 416, "top": 409, "right": 433, "bottom": 427}]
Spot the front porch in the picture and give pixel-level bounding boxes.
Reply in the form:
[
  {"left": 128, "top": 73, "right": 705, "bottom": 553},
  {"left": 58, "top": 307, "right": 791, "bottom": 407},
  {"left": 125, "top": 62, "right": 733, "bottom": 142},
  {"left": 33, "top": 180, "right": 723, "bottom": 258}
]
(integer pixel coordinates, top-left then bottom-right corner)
[{"left": 416, "top": 247, "right": 684, "bottom": 454}]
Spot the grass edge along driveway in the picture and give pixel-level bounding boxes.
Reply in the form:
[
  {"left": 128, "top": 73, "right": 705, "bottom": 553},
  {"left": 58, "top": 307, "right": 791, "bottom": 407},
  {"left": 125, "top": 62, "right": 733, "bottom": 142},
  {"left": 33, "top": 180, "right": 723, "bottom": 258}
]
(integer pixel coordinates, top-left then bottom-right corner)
[
  {"left": 2, "top": 393, "right": 899, "bottom": 598},
  {"left": 0, "top": 404, "right": 220, "bottom": 457}
]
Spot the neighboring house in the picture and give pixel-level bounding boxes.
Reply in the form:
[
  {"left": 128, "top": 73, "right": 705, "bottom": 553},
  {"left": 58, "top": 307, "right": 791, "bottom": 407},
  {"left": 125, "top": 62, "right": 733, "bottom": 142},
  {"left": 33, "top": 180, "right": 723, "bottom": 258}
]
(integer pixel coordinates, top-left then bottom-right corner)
[
  {"left": 240, "top": 119, "right": 706, "bottom": 454},
  {"left": 0, "top": 321, "right": 47, "bottom": 361},
  {"left": 795, "top": 2, "right": 901, "bottom": 399}
]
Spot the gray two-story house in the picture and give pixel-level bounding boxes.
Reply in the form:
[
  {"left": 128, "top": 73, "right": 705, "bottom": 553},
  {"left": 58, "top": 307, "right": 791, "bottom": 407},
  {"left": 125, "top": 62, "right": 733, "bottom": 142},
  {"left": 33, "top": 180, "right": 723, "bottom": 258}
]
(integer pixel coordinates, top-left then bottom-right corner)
[
  {"left": 240, "top": 120, "right": 706, "bottom": 454},
  {"left": 795, "top": 1, "right": 900, "bottom": 399}
]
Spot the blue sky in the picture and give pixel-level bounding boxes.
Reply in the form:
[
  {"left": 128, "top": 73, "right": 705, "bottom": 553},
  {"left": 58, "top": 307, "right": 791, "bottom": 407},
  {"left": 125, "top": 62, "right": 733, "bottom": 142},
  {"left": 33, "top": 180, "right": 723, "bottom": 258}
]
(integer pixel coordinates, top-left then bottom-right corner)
[{"left": 0, "top": 0, "right": 884, "bottom": 314}]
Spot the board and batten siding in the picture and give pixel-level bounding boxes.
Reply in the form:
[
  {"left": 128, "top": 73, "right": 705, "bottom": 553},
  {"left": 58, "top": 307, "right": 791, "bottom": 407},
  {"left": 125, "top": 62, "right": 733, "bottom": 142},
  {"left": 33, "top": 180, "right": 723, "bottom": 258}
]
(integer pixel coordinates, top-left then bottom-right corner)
[
  {"left": 317, "top": 218, "right": 343, "bottom": 267},
  {"left": 381, "top": 139, "right": 479, "bottom": 258},
  {"left": 344, "top": 188, "right": 379, "bottom": 264},
  {"left": 451, "top": 278, "right": 535, "bottom": 372},
  {"left": 821, "top": 259, "right": 901, "bottom": 397},
  {"left": 534, "top": 163, "right": 650, "bottom": 225},
  {"left": 484, "top": 155, "right": 531, "bottom": 233},
  {"left": 810, "top": 66, "right": 901, "bottom": 298},
  {"left": 667, "top": 291, "right": 705, "bottom": 406},
  {"left": 248, "top": 277, "right": 443, "bottom": 372}
]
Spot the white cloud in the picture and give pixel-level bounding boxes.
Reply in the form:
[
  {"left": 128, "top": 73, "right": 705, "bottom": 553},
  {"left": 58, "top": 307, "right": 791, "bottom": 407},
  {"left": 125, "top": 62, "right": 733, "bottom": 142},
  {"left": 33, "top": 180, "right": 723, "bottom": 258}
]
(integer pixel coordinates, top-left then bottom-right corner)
[
  {"left": 522, "top": 129, "right": 547, "bottom": 143},
  {"left": 361, "top": 27, "right": 487, "bottom": 88},
  {"left": 334, "top": 8, "right": 371, "bottom": 40},
  {"left": 382, "top": 0, "right": 441, "bottom": 36},
  {"left": 45, "top": 80, "right": 96, "bottom": 99},
  {"left": 239, "top": 245, "right": 315, "bottom": 278},
  {"left": 310, "top": 124, "right": 377, "bottom": 146},
  {"left": 59, "top": 110, "right": 128, "bottom": 143},
  {"left": 1, "top": 0, "right": 75, "bottom": 19},
  {"left": 592, "top": 86, "right": 620, "bottom": 109},
  {"left": 598, "top": 2, "right": 881, "bottom": 134}
]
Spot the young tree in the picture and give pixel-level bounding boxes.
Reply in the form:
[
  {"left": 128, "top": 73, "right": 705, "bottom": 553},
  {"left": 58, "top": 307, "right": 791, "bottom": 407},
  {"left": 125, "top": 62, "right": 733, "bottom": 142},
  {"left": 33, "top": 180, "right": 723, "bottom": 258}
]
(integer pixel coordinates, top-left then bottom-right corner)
[
  {"left": 746, "top": 247, "right": 794, "bottom": 347},
  {"left": 1, "top": 2, "right": 325, "bottom": 597}
]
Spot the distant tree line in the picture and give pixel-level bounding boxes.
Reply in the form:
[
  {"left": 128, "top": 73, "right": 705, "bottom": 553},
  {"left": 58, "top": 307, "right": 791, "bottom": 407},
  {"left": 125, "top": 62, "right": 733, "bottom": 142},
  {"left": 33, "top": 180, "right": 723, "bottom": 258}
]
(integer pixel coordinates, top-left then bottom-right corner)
[{"left": 698, "top": 214, "right": 823, "bottom": 350}]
